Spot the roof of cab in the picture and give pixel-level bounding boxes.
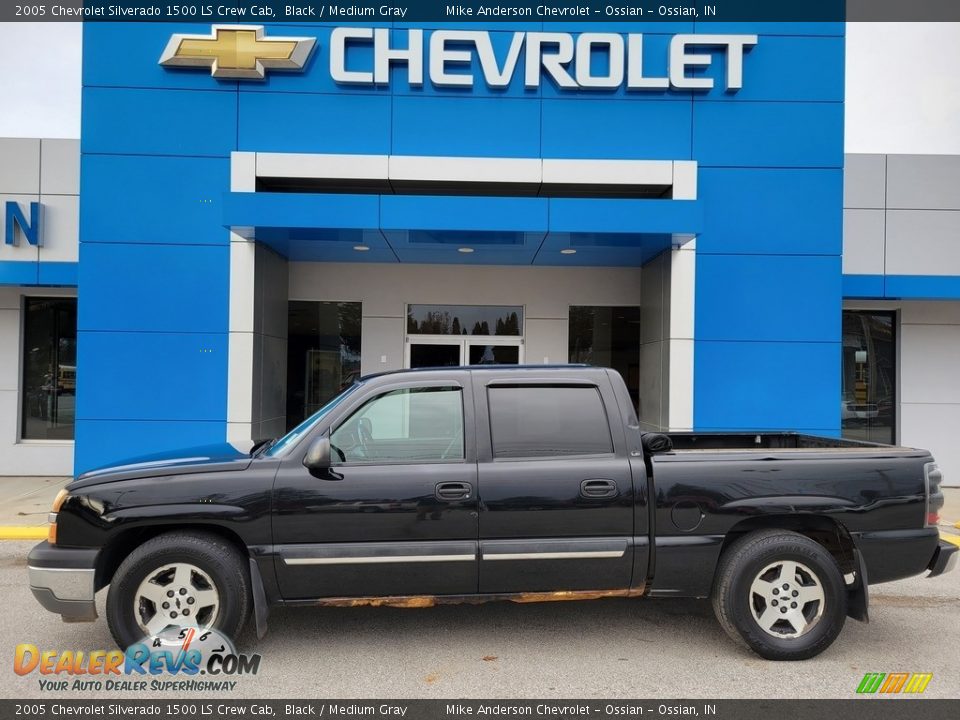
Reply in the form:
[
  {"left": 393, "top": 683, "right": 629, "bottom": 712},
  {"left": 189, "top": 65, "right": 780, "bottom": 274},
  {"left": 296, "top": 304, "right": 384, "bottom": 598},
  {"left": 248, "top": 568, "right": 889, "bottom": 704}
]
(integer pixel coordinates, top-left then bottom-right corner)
[{"left": 359, "top": 364, "right": 597, "bottom": 382}]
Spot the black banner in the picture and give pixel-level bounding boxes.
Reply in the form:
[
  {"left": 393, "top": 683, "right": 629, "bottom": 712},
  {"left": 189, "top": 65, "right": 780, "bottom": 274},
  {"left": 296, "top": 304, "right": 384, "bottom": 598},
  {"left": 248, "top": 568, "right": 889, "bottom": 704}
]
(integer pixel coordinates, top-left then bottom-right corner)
[
  {"left": 1, "top": 700, "right": 959, "bottom": 720},
  {"left": 4, "top": 0, "right": 960, "bottom": 23}
]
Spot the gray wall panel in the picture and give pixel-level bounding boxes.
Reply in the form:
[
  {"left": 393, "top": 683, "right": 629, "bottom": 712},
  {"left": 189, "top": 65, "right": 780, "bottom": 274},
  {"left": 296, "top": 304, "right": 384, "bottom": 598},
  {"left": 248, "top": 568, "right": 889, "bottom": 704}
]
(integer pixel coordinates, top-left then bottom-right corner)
[
  {"left": 887, "top": 154, "right": 960, "bottom": 210},
  {"left": 844, "top": 154, "right": 886, "bottom": 209},
  {"left": 885, "top": 209, "right": 960, "bottom": 276},
  {"left": 842, "top": 209, "right": 886, "bottom": 275},
  {"left": 40, "top": 139, "right": 80, "bottom": 196},
  {"left": 0, "top": 138, "right": 40, "bottom": 194}
]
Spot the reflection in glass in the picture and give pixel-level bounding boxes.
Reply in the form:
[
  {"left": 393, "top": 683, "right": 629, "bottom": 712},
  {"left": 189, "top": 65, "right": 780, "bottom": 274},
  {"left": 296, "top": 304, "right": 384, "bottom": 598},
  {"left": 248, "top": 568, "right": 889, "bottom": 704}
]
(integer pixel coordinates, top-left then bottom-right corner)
[
  {"left": 21, "top": 298, "right": 77, "bottom": 440},
  {"left": 410, "top": 344, "right": 461, "bottom": 368},
  {"left": 568, "top": 306, "right": 641, "bottom": 409},
  {"left": 407, "top": 305, "right": 522, "bottom": 336},
  {"left": 331, "top": 387, "right": 464, "bottom": 463},
  {"left": 468, "top": 344, "right": 520, "bottom": 365},
  {"left": 842, "top": 311, "right": 896, "bottom": 444},
  {"left": 286, "top": 301, "right": 362, "bottom": 429}
]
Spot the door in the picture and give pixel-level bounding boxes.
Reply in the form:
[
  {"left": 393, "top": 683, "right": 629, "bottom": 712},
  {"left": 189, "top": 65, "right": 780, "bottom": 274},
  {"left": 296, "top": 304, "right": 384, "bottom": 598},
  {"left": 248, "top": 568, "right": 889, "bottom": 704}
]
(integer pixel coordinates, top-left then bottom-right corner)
[
  {"left": 473, "top": 375, "right": 635, "bottom": 593},
  {"left": 272, "top": 377, "right": 479, "bottom": 600}
]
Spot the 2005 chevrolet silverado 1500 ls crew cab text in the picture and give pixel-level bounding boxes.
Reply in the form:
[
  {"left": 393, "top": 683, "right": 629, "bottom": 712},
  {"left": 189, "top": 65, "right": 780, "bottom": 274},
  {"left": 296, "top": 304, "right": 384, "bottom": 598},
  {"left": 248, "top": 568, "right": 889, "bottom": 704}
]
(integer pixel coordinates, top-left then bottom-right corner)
[{"left": 27, "top": 366, "right": 957, "bottom": 660}]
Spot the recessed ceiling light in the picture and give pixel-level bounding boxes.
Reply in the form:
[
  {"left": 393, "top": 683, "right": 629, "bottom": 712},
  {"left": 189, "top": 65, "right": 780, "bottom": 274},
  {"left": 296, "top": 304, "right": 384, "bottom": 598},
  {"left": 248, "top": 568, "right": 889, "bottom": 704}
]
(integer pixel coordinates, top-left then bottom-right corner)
[
  {"left": 560, "top": 248, "right": 577, "bottom": 255},
  {"left": 458, "top": 247, "right": 474, "bottom": 253},
  {"left": 353, "top": 245, "right": 370, "bottom": 251}
]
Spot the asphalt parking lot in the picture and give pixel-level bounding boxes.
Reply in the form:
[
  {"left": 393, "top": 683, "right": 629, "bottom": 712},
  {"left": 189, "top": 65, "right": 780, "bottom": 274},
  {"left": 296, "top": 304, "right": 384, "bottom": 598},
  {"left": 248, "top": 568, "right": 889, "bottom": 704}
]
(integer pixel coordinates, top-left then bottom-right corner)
[{"left": 2, "top": 540, "right": 958, "bottom": 700}]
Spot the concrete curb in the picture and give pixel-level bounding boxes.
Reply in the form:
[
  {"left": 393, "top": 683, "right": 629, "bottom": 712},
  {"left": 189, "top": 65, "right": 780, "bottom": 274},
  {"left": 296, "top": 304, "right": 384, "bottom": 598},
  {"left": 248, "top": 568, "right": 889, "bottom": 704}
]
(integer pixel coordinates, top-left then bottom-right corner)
[
  {"left": 0, "top": 527, "right": 47, "bottom": 540},
  {"left": 940, "top": 531, "right": 960, "bottom": 549}
]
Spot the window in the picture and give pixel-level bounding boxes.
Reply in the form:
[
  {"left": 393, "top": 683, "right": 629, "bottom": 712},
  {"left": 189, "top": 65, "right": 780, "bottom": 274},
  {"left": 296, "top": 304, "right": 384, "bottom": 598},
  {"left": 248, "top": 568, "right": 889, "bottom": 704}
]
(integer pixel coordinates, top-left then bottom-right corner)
[
  {"left": 488, "top": 386, "right": 613, "bottom": 458},
  {"left": 407, "top": 305, "right": 522, "bottom": 336},
  {"left": 21, "top": 297, "right": 77, "bottom": 440},
  {"left": 286, "top": 301, "right": 362, "bottom": 429},
  {"left": 330, "top": 387, "right": 464, "bottom": 463},
  {"left": 842, "top": 311, "right": 896, "bottom": 445},
  {"left": 569, "top": 306, "right": 641, "bottom": 410}
]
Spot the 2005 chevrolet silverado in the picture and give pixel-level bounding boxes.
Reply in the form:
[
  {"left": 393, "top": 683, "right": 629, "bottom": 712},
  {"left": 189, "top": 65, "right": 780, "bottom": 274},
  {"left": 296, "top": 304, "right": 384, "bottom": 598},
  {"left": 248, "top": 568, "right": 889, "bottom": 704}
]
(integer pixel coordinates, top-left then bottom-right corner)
[{"left": 28, "top": 366, "right": 956, "bottom": 660}]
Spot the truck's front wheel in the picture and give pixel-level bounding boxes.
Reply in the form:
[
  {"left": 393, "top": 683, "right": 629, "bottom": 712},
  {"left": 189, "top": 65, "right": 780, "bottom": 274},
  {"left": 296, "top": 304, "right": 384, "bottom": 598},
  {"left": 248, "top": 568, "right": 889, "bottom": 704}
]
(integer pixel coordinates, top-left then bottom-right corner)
[
  {"left": 712, "top": 530, "right": 847, "bottom": 660},
  {"left": 106, "top": 531, "right": 251, "bottom": 649}
]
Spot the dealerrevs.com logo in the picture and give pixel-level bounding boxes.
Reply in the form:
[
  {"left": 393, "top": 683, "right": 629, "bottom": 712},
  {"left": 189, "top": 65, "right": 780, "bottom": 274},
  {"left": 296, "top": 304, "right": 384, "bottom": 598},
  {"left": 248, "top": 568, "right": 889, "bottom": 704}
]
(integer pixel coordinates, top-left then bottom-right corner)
[
  {"left": 856, "top": 672, "right": 933, "bottom": 694},
  {"left": 13, "top": 628, "right": 261, "bottom": 692}
]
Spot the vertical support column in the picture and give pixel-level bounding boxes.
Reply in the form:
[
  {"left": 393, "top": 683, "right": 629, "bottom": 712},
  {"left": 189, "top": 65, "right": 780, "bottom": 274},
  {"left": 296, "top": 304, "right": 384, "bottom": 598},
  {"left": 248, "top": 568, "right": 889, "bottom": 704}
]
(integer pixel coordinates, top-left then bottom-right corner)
[
  {"left": 667, "top": 240, "right": 696, "bottom": 431},
  {"left": 227, "top": 153, "right": 257, "bottom": 449},
  {"left": 226, "top": 152, "right": 290, "bottom": 448}
]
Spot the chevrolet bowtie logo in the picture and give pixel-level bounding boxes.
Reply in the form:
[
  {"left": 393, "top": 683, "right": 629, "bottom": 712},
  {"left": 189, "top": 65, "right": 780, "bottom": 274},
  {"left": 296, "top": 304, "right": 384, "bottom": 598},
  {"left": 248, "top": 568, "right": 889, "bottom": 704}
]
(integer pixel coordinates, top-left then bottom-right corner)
[{"left": 159, "top": 25, "right": 316, "bottom": 80}]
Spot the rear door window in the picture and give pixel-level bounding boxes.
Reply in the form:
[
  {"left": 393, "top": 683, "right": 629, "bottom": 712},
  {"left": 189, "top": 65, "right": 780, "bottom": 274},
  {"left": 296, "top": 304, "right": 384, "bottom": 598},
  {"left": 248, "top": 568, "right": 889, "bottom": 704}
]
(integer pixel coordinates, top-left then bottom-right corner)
[{"left": 487, "top": 385, "right": 613, "bottom": 459}]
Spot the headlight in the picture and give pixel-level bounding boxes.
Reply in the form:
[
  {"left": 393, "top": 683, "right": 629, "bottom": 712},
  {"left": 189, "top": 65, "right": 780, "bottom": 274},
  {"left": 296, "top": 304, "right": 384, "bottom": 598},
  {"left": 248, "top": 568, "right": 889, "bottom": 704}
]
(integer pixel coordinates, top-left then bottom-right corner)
[{"left": 47, "top": 489, "right": 69, "bottom": 545}]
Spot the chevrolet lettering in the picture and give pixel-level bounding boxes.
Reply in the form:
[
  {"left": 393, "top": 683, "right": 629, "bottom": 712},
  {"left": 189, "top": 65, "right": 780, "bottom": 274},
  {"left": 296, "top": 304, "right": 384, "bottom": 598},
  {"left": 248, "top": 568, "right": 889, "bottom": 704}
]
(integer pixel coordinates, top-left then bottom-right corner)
[{"left": 159, "top": 25, "right": 757, "bottom": 90}]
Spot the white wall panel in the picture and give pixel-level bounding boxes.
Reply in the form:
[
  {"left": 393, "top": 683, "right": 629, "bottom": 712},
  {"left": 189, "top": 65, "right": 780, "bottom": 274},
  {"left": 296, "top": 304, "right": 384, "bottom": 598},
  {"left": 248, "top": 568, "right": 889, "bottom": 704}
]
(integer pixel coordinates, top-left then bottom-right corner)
[
  {"left": 900, "top": 324, "right": 960, "bottom": 405},
  {"left": 900, "top": 403, "right": 960, "bottom": 488}
]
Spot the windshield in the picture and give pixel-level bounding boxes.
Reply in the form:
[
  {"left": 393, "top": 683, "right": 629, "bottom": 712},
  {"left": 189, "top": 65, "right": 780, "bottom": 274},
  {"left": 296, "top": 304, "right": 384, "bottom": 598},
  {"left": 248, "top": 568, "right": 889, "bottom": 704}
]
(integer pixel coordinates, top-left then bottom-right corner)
[{"left": 264, "top": 382, "right": 362, "bottom": 457}]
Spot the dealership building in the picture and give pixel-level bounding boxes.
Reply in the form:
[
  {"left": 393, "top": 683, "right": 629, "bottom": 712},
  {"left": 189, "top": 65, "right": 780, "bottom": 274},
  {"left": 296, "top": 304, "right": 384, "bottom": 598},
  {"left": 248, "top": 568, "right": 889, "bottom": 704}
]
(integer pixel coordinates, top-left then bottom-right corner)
[{"left": 1, "top": 21, "right": 959, "bottom": 485}]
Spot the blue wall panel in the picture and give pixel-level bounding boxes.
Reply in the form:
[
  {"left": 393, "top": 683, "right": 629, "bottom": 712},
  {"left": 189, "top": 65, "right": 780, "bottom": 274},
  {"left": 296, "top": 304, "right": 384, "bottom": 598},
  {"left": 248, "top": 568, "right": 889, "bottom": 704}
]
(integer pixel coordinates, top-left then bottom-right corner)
[
  {"left": 76, "top": 331, "right": 227, "bottom": 422},
  {"left": 392, "top": 96, "right": 541, "bottom": 157},
  {"left": 693, "top": 101, "right": 844, "bottom": 168},
  {"left": 696, "top": 254, "right": 841, "bottom": 342},
  {"left": 81, "top": 155, "right": 230, "bottom": 245},
  {"left": 78, "top": 243, "right": 229, "bottom": 333},
  {"left": 238, "top": 92, "right": 392, "bottom": 153},
  {"left": 541, "top": 99, "right": 692, "bottom": 159},
  {"left": 82, "top": 87, "right": 238, "bottom": 157},
  {"left": 694, "top": 340, "right": 841, "bottom": 431},
  {"left": 698, "top": 168, "right": 843, "bottom": 255}
]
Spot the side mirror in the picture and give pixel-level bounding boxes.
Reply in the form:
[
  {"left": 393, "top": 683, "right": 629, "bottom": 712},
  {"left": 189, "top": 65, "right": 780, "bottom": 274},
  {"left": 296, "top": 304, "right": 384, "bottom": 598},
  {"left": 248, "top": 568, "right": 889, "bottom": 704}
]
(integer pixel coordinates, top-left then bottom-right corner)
[
  {"left": 641, "top": 432, "right": 673, "bottom": 454},
  {"left": 303, "top": 436, "right": 331, "bottom": 471}
]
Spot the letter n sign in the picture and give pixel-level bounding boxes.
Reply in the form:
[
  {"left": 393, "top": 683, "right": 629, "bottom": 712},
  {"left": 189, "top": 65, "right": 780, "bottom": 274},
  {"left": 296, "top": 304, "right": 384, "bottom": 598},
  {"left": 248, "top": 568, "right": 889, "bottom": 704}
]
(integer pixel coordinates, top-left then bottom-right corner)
[{"left": 4, "top": 201, "right": 43, "bottom": 247}]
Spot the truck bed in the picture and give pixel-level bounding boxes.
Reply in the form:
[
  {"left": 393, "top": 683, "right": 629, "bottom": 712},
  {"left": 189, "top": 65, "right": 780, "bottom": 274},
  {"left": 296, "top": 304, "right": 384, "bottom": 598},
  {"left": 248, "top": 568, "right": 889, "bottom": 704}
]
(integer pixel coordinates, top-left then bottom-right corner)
[{"left": 666, "top": 431, "right": 897, "bottom": 451}]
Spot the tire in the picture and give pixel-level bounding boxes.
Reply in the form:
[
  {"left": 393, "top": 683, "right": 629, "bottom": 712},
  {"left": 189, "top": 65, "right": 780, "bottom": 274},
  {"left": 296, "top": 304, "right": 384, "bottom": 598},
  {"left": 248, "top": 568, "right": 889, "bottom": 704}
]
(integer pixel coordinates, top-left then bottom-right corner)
[
  {"left": 106, "top": 531, "right": 250, "bottom": 649},
  {"left": 712, "top": 529, "right": 847, "bottom": 660}
]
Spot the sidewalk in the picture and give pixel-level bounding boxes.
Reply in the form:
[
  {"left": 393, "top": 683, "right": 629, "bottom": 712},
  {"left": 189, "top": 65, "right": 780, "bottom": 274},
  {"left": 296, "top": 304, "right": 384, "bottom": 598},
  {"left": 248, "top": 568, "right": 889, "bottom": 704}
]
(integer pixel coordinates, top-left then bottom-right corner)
[{"left": 0, "top": 476, "right": 70, "bottom": 539}]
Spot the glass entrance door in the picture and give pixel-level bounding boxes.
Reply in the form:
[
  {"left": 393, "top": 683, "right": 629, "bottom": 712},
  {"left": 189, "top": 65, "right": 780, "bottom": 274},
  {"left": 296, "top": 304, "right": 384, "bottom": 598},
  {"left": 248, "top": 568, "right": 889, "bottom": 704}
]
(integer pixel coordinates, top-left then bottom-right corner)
[
  {"left": 409, "top": 342, "right": 462, "bottom": 368},
  {"left": 406, "top": 304, "right": 525, "bottom": 369},
  {"left": 407, "top": 337, "right": 523, "bottom": 368},
  {"left": 466, "top": 341, "right": 521, "bottom": 365}
]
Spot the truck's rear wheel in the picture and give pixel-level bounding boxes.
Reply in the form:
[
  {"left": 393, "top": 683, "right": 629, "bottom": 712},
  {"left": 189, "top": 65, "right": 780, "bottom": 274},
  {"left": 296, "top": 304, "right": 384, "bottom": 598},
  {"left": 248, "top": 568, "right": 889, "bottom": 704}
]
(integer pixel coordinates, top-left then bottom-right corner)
[
  {"left": 106, "top": 531, "right": 250, "bottom": 649},
  {"left": 712, "top": 529, "right": 847, "bottom": 660}
]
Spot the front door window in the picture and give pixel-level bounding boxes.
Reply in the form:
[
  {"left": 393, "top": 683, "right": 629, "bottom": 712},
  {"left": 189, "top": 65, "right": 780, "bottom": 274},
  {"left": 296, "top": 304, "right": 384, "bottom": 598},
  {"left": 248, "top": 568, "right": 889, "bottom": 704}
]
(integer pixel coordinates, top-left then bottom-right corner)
[{"left": 330, "top": 386, "right": 465, "bottom": 464}]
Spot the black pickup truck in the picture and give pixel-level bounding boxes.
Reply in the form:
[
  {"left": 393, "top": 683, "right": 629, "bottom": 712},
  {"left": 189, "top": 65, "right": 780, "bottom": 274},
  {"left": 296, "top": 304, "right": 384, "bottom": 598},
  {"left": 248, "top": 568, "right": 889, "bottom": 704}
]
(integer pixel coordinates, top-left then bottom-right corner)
[{"left": 28, "top": 366, "right": 956, "bottom": 660}]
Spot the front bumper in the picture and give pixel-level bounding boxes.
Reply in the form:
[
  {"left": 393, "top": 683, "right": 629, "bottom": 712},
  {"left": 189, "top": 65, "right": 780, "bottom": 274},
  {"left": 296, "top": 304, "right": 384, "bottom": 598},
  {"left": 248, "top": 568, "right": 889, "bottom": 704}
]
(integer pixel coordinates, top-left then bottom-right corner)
[
  {"left": 27, "top": 541, "right": 99, "bottom": 622},
  {"left": 927, "top": 539, "right": 959, "bottom": 578}
]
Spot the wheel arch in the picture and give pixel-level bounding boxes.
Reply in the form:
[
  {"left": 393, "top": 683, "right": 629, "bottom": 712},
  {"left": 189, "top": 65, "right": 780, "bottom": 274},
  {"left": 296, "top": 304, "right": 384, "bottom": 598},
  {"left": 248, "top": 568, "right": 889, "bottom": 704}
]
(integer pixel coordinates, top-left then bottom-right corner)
[
  {"left": 94, "top": 523, "right": 250, "bottom": 592},
  {"left": 717, "top": 514, "right": 867, "bottom": 622}
]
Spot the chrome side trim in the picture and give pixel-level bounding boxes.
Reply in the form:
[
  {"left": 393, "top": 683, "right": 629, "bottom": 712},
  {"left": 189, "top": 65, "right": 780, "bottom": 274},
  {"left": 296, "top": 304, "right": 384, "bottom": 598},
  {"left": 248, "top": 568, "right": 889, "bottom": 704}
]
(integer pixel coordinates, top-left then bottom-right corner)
[
  {"left": 284, "top": 554, "right": 475, "bottom": 566},
  {"left": 28, "top": 566, "right": 95, "bottom": 601},
  {"left": 482, "top": 550, "right": 626, "bottom": 561}
]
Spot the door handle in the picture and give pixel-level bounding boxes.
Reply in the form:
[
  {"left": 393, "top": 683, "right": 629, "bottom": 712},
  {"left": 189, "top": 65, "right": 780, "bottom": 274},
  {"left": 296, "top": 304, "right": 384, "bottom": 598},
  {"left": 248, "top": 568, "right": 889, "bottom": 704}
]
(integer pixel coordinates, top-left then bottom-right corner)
[
  {"left": 579, "top": 478, "right": 618, "bottom": 499},
  {"left": 435, "top": 482, "right": 472, "bottom": 501}
]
